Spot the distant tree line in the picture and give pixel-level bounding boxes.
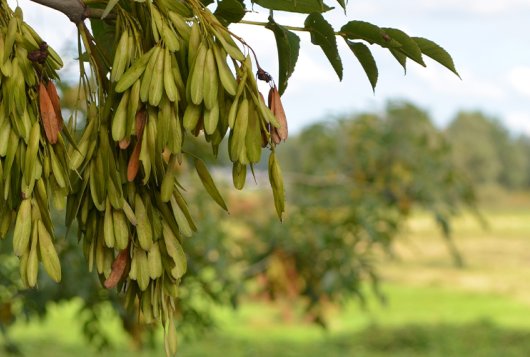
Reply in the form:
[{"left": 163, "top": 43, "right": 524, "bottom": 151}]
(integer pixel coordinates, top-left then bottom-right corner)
[
  {"left": 283, "top": 102, "right": 530, "bottom": 191},
  {"left": 446, "top": 112, "right": 530, "bottom": 189}
]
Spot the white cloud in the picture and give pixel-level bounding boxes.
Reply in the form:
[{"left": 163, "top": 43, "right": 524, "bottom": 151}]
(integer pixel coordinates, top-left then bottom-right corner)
[
  {"left": 287, "top": 53, "right": 337, "bottom": 92},
  {"left": 419, "top": 0, "right": 530, "bottom": 15},
  {"left": 505, "top": 111, "right": 530, "bottom": 136},
  {"left": 507, "top": 66, "right": 530, "bottom": 98},
  {"left": 410, "top": 63, "right": 505, "bottom": 100}
]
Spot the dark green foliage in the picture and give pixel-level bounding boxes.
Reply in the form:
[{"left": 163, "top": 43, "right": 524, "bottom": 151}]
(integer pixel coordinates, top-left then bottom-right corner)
[
  {"left": 339, "top": 22, "right": 457, "bottom": 85},
  {"left": 231, "top": 1, "right": 457, "bottom": 93},
  {"left": 253, "top": 0, "right": 332, "bottom": 13}
]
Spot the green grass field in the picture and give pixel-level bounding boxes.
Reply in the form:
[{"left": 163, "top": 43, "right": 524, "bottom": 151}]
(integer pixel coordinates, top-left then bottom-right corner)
[{"left": 5, "top": 208, "right": 530, "bottom": 356}]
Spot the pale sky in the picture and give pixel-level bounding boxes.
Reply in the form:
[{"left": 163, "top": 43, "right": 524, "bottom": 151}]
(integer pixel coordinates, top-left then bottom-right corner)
[{"left": 10, "top": 0, "right": 530, "bottom": 135}]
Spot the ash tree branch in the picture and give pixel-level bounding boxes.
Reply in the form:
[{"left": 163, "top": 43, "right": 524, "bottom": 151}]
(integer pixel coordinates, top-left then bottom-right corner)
[
  {"left": 29, "top": 0, "right": 109, "bottom": 23},
  {"left": 30, "top": 0, "right": 86, "bottom": 23}
]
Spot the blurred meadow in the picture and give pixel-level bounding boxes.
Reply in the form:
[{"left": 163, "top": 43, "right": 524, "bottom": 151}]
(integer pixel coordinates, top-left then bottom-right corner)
[
  {"left": 5, "top": 207, "right": 530, "bottom": 357},
  {"left": 2, "top": 102, "right": 530, "bottom": 356}
]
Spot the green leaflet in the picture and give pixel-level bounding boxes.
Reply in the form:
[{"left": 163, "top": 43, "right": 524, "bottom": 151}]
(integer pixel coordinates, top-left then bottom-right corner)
[
  {"left": 266, "top": 20, "right": 300, "bottom": 95},
  {"left": 214, "top": 0, "right": 246, "bottom": 25},
  {"left": 345, "top": 41, "right": 378, "bottom": 91},
  {"left": 89, "top": 19, "right": 116, "bottom": 72},
  {"left": 254, "top": 0, "right": 332, "bottom": 13},
  {"left": 341, "top": 22, "right": 458, "bottom": 84},
  {"left": 335, "top": 0, "right": 347, "bottom": 12},
  {"left": 341, "top": 21, "right": 400, "bottom": 48},
  {"left": 382, "top": 28, "right": 425, "bottom": 66},
  {"left": 390, "top": 48, "right": 407, "bottom": 72},
  {"left": 194, "top": 158, "right": 228, "bottom": 212},
  {"left": 412, "top": 37, "right": 460, "bottom": 78},
  {"left": 305, "top": 13, "right": 342, "bottom": 80}
]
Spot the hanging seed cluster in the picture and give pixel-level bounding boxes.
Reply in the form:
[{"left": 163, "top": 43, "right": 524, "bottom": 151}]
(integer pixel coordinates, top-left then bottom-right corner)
[
  {"left": 0, "top": 3, "right": 68, "bottom": 287},
  {"left": 0, "top": 0, "right": 291, "bottom": 354}
]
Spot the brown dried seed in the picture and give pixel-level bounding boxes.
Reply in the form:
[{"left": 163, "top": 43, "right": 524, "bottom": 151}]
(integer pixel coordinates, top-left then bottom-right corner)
[
  {"left": 135, "top": 110, "right": 147, "bottom": 137},
  {"left": 127, "top": 140, "right": 142, "bottom": 182},
  {"left": 38, "top": 82, "right": 59, "bottom": 144},
  {"left": 272, "top": 86, "right": 288, "bottom": 141},
  {"left": 104, "top": 248, "right": 129, "bottom": 289},
  {"left": 127, "top": 110, "right": 148, "bottom": 181},
  {"left": 46, "top": 81, "right": 63, "bottom": 130}
]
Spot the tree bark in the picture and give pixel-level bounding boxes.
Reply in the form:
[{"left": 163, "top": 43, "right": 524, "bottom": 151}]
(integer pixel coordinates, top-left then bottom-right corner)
[
  {"left": 29, "top": 0, "right": 86, "bottom": 23},
  {"left": 29, "top": 0, "right": 108, "bottom": 23}
]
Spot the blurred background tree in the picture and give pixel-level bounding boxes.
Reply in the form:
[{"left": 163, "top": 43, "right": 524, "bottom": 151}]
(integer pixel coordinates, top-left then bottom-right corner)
[{"left": 446, "top": 112, "right": 530, "bottom": 190}]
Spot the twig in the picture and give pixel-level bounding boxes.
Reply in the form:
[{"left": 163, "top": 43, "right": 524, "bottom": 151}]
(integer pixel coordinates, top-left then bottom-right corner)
[{"left": 239, "top": 19, "right": 307, "bottom": 33}]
